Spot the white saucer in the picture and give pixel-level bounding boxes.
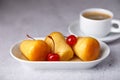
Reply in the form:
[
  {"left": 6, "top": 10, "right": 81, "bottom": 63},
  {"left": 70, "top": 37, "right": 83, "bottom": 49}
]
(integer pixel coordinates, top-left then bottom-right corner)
[{"left": 68, "top": 21, "right": 120, "bottom": 42}]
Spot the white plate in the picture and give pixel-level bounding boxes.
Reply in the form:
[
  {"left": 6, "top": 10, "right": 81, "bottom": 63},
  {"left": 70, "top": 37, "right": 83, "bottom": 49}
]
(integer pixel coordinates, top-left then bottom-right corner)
[
  {"left": 10, "top": 38, "right": 110, "bottom": 70},
  {"left": 68, "top": 21, "right": 120, "bottom": 42}
]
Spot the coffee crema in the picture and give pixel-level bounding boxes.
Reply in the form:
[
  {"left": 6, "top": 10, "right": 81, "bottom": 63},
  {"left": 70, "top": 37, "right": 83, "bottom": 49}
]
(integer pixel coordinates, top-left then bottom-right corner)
[{"left": 82, "top": 11, "right": 111, "bottom": 20}]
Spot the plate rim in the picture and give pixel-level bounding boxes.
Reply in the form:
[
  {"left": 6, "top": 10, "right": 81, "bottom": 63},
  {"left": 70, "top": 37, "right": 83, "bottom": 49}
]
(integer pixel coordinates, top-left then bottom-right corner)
[{"left": 10, "top": 37, "right": 110, "bottom": 64}]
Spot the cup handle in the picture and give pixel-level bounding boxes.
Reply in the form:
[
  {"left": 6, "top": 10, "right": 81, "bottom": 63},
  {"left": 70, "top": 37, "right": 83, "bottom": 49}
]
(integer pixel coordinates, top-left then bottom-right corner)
[{"left": 111, "top": 19, "right": 120, "bottom": 33}]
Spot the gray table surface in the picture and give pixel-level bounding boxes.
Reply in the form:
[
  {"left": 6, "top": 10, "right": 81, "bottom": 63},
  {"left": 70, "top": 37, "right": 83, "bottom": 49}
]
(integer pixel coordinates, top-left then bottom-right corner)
[{"left": 0, "top": 0, "right": 120, "bottom": 80}]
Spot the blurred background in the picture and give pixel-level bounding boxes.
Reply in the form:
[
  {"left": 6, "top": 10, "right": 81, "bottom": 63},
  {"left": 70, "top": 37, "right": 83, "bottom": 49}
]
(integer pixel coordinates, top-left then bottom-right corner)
[
  {"left": 0, "top": 0, "right": 120, "bottom": 80},
  {"left": 0, "top": 0, "right": 120, "bottom": 37}
]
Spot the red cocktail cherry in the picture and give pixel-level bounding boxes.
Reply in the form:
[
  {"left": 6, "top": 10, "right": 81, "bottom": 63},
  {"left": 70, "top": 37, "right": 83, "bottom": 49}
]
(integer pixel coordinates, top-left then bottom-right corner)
[
  {"left": 66, "top": 35, "right": 77, "bottom": 46},
  {"left": 47, "top": 36, "right": 60, "bottom": 61},
  {"left": 47, "top": 53, "right": 60, "bottom": 61}
]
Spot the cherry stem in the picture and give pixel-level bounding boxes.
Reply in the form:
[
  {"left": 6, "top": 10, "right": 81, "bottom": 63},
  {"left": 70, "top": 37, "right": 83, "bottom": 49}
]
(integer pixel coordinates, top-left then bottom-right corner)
[
  {"left": 26, "top": 34, "right": 35, "bottom": 40},
  {"left": 48, "top": 36, "right": 55, "bottom": 53}
]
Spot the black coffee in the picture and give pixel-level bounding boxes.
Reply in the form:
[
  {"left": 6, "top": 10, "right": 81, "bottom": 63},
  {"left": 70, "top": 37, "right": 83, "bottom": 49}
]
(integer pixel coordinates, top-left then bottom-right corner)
[{"left": 83, "top": 11, "right": 111, "bottom": 20}]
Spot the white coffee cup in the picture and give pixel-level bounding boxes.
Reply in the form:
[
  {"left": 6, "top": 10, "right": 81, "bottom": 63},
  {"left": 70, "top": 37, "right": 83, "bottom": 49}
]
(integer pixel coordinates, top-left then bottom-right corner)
[{"left": 80, "top": 8, "right": 120, "bottom": 38}]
